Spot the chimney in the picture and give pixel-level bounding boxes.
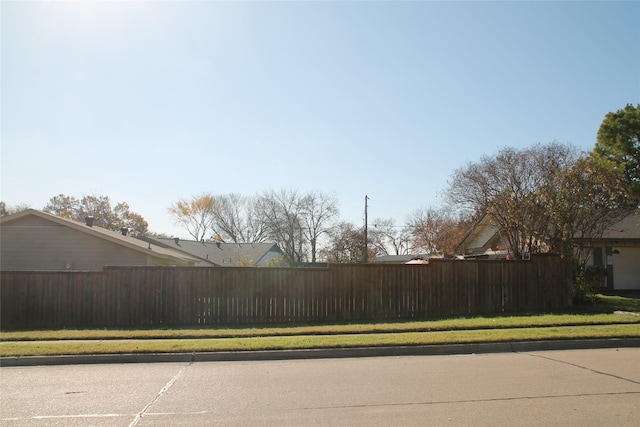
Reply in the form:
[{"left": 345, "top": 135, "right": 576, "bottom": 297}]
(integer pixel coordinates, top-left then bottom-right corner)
[
  {"left": 85, "top": 216, "right": 94, "bottom": 227},
  {"left": 174, "top": 237, "right": 179, "bottom": 245},
  {"left": 120, "top": 227, "right": 128, "bottom": 236}
]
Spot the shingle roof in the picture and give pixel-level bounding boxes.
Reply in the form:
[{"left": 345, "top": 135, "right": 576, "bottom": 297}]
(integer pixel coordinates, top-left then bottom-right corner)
[
  {"left": 141, "top": 237, "right": 285, "bottom": 267},
  {"left": 373, "top": 254, "right": 429, "bottom": 263},
  {"left": 596, "top": 213, "right": 640, "bottom": 241}
]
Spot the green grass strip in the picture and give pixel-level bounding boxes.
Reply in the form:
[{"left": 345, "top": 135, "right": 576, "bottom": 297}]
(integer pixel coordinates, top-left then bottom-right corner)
[
  {"left": 2, "top": 313, "right": 638, "bottom": 342},
  {"left": 1, "top": 324, "right": 638, "bottom": 357}
]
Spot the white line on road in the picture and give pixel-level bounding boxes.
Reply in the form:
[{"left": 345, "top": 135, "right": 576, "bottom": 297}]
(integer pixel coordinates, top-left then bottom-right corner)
[
  {"left": 33, "top": 413, "right": 125, "bottom": 419},
  {"left": 2, "top": 414, "right": 128, "bottom": 421}
]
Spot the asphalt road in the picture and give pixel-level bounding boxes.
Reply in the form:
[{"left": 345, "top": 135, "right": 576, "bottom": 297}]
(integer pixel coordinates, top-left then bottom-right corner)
[{"left": 1, "top": 348, "right": 639, "bottom": 426}]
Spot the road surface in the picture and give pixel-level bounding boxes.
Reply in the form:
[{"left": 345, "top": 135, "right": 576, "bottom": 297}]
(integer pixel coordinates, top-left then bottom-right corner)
[{"left": 1, "top": 348, "right": 639, "bottom": 426}]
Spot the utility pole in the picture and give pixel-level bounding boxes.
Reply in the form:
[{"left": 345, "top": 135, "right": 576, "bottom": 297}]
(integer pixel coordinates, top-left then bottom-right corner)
[{"left": 364, "top": 195, "right": 369, "bottom": 263}]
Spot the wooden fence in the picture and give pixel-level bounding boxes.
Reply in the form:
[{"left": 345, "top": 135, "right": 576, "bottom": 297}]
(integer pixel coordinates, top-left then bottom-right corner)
[{"left": 0, "top": 255, "right": 572, "bottom": 330}]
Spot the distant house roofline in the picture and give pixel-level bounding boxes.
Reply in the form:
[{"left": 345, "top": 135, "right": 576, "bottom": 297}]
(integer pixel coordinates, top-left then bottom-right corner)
[
  {"left": 140, "top": 236, "right": 287, "bottom": 267},
  {"left": 1, "top": 209, "right": 200, "bottom": 266}
]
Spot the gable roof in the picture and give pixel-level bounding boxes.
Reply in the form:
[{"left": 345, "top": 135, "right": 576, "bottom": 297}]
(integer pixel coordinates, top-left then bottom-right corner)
[
  {"left": 458, "top": 211, "right": 640, "bottom": 253},
  {"left": 455, "top": 214, "right": 503, "bottom": 255},
  {"left": 140, "top": 236, "right": 286, "bottom": 267},
  {"left": 0, "top": 209, "right": 200, "bottom": 266}
]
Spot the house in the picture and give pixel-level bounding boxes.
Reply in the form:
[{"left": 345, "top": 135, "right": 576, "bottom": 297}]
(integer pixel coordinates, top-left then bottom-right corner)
[
  {"left": 574, "top": 213, "right": 640, "bottom": 291},
  {"left": 457, "top": 212, "right": 640, "bottom": 290},
  {"left": 455, "top": 214, "right": 510, "bottom": 259},
  {"left": 140, "top": 236, "right": 289, "bottom": 267},
  {"left": 0, "top": 209, "right": 200, "bottom": 271},
  {"left": 372, "top": 254, "right": 431, "bottom": 264}
]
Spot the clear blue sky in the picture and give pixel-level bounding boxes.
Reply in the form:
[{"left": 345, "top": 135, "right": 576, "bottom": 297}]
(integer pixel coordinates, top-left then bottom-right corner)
[{"left": 2, "top": 1, "right": 639, "bottom": 238}]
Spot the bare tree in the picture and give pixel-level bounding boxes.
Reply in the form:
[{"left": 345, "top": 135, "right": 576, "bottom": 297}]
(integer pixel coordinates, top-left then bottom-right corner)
[
  {"left": 211, "top": 193, "right": 268, "bottom": 243},
  {"left": 254, "top": 189, "right": 306, "bottom": 262},
  {"left": 300, "top": 191, "right": 339, "bottom": 263},
  {"left": 169, "top": 189, "right": 339, "bottom": 261},
  {"left": 252, "top": 189, "right": 340, "bottom": 263},
  {"left": 370, "top": 218, "right": 412, "bottom": 256}
]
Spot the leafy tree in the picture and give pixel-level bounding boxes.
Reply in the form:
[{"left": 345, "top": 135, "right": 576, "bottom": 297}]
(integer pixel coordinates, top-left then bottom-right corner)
[
  {"left": 320, "top": 221, "right": 366, "bottom": 263},
  {"left": 41, "top": 194, "right": 78, "bottom": 219},
  {"left": 76, "top": 195, "right": 118, "bottom": 230},
  {"left": 446, "top": 141, "right": 633, "bottom": 262},
  {"left": 407, "top": 207, "right": 476, "bottom": 255},
  {"left": 447, "top": 144, "right": 558, "bottom": 259},
  {"left": 43, "top": 194, "right": 148, "bottom": 236},
  {"left": 0, "top": 201, "right": 31, "bottom": 217},
  {"left": 113, "top": 202, "right": 149, "bottom": 238},
  {"left": 591, "top": 104, "right": 640, "bottom": 206},
  {"left": 544, "top": 155, "right": 633, "bottom": 264},
  {"left": 167, "top": 193, "right": 217, "bottom": 241}
]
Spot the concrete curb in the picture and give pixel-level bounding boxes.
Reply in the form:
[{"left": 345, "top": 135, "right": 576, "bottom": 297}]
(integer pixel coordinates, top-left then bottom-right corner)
[{"left": 2, "top": 338, "right": 639, "bottom": 367}]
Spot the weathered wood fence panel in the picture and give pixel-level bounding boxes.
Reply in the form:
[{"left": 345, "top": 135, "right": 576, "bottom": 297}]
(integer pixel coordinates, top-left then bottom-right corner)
[{"left": 0, "top": 255, "right": 571, "bottom": 330}]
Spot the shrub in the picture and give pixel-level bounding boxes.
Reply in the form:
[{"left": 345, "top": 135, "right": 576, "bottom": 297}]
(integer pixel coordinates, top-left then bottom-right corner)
[{"left": 572, "top": 270, "right": 599, "bottom": 305}]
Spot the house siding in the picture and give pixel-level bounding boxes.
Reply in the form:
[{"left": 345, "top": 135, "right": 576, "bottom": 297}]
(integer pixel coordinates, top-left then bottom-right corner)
[
  {"left": 1, "top": 219, "right": 149, "bottom": 271},
  {"left": 256, "top": 250, "right": 286, "bottom": 266},
  {"left": 612, "top": 247, "right": 640, "bottom": 290},
  {"left": 461, "top": 226, "right": 503, "bottom": 255}
]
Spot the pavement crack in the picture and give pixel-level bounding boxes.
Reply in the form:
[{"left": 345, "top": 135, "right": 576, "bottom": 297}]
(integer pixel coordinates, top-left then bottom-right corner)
[
  {"left": 302, "top": 391, "right": 640, "bottom": 411},
  {"left": 524, "top": 352, "right": 640, "bottom": 385},
  {"left": 128, "top": 362, "right": 192, "bottom": 427}
]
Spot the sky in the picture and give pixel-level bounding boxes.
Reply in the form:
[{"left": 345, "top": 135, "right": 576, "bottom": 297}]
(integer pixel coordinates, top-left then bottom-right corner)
[{"left": 2, "top": 0, "right": 639, "bottom": 239}]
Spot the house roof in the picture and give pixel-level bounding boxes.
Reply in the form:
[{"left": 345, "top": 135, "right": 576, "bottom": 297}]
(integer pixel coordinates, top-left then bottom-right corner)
[
  {"left": 140, "top": 237, "right": 285, "bottom": 267},
  {"left": 458, "top": 211, "right": 640, "bottom": 252},
  {"left": 455, "top": 214, "right": 502, "bottom": 255},
  {"left": 578, "top": 212, "right": 640, "bottom": 242},
  {"left": 372, "top": 254, "right": 430, "bottom": 263},
  {"left": 0, "top": 209, "right": 200, "bottom": 266}
]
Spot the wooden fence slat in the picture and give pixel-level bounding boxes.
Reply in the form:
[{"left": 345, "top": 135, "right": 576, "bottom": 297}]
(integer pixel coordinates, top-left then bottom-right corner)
[{"left": 0, "top": 255, "right": 571, "bottom": 329}]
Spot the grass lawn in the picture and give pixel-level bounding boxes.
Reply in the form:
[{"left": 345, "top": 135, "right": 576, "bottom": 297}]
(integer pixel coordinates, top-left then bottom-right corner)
[
  {"left": 1, "top": 293, "right": 638, "bottom": 357},
  {"left": 590, "top": 293, "right": 640, "bottom": 313}
]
